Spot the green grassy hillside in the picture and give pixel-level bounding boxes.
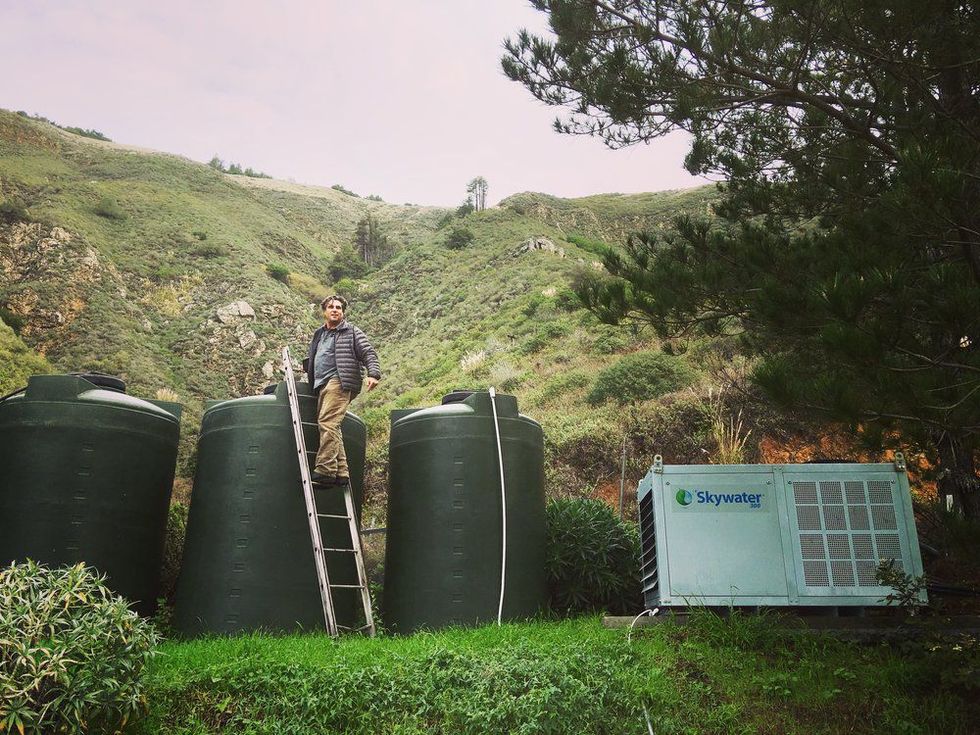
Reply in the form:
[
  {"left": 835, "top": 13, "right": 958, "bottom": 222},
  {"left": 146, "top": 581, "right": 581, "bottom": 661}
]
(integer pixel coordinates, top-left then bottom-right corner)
[{"left": 0, "top": 108, "right": 764, "bottom": 518}]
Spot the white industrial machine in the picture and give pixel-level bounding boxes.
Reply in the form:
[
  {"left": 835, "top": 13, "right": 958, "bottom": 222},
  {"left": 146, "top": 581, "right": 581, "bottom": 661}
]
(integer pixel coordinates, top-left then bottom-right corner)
[{"left": 637, "top": 454, "right": 926, "bottom": 608}]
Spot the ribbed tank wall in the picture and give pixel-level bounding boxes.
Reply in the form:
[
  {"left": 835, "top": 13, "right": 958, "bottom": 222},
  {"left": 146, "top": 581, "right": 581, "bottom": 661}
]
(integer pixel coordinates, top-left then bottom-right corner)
[
  {"left": 174, "top": 381, "right": 366, "bottom": 637},
  {"left": 383, "top": 391, "right": 547, "bottom": 634},
  {"left": 0, "top": 375, "right": 181, "bottom": 615}
]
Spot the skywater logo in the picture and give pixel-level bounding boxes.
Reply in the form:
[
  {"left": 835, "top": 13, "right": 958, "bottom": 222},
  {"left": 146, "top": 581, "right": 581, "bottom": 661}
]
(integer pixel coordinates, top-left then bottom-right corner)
[{"left": 675, "top": 488, "right": 764, "bottom": 509}]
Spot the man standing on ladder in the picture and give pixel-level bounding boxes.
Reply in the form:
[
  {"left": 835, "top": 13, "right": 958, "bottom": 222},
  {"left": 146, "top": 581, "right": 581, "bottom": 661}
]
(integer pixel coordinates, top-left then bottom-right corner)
[{"left": 306, "top": 294, "right": 381, "bottom": 486}]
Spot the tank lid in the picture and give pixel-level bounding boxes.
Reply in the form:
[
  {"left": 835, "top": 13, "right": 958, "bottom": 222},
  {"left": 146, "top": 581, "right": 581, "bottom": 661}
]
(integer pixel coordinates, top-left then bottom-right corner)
[
  {"left": 70, "top": 371, "right": 126, "bottom": 392},
  {"left": 22, "top": 375, "right": 179, "bottom": 422},
  {"left": 442, "top": 390, "right": 479, "bottom": 405}
]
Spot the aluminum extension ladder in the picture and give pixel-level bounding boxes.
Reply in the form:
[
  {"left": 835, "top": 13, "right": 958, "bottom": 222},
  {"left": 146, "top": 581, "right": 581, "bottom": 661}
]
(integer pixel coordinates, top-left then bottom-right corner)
[{"left": 281, "top": 347, "right": 375, "bottom": 637}]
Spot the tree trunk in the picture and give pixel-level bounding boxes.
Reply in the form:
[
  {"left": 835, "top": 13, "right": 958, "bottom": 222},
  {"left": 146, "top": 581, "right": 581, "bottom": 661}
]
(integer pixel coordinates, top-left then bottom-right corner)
[{"left": 934, "top": 431, "right": 980, "bottom": 520}]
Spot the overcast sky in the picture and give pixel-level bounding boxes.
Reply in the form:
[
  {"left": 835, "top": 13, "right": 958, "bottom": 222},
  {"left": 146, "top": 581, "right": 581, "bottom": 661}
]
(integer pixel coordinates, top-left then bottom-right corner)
[{"left": 2, "top": 0, "right": 708, "bottom": 206}]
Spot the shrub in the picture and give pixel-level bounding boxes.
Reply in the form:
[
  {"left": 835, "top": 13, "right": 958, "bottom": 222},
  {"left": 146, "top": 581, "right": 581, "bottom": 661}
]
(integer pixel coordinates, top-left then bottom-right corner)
[
  {"left": 545, "top": 498, "right": 641, "bottom": 615},
  {"left": 191, "top": 230, "right": 207, "bottom": 241},
  {"left": 519, "top": 322, "right": 570, "bottom": 355},
  {"left": 288, "top": 271, "right": 328, "bottom": 303},
  {"left": 0, "top": 306, "right": 26, "bottom": 335},
  {"left": 446, "top": 226, "right": 475, "bottom": 250},
  {"left": 587, "top": 350, "right": 696, "bottom": 405},
  {"left": 328, "top": 244, "right": 370, "bottom": 281},
  {"left": 160, "top": 502, "right": 188, "bottom": 600},
  {"left": 191, "top": 243, "right": 229, "bottom": 259},
  {"left": 0, "top": 199, "right": 30, "bottom": 224},
  {"left": 331, "top": 184, "right": 359, "bottom": 197},
  {"left": 266, "top": 262, "right": 290, "bottom": 283},
  {"left": 566, "top": 233, "right": 612, "bottom": 257},
  {"left": 0, "top": 561, "right": 158, "bottom": 734},
  {"left": 94, "top": 195, "right": 127, "bottom": 220}
]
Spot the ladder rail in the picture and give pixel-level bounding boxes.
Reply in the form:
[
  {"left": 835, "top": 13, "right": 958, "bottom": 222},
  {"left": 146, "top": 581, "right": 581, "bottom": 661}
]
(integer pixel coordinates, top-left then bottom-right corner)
[
  {"left": 281, "top": 346, "right": 375, "bottom": 638},
  {"left": 281, "top": 347, "right": 338, "bottom": 636},
  {"left": 344, "top": 481, "right": 376, "bottom": 636}
]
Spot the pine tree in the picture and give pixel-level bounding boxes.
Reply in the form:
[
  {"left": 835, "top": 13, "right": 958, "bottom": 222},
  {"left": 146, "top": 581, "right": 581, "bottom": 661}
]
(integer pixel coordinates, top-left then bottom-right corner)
[
  {"left": 352, "top": 215, "right": 393, "bottom": 269},
  {"left": 466, "top": 177, "right": 488, "bottom": 212},
  {"left": 504, "top": 0, "right": 980, "bottom": 516}
]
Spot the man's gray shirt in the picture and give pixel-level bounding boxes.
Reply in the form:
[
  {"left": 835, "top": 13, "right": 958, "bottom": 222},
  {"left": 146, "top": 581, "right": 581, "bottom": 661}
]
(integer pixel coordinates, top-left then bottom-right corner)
[{"left": 313, "top": 329, "right": 338, "bottom": 389}]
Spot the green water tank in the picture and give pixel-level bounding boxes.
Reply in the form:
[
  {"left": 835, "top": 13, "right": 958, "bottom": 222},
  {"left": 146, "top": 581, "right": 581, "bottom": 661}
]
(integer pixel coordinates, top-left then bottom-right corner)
[
  {"left": 174, "top": 380, "right": 367, "bottom": 637},
  {"left": 384, "top": 391, "right": 547, "bottom": 634},
  {"left": 0, "top": 374, "right": 181, "bottom": 615}
]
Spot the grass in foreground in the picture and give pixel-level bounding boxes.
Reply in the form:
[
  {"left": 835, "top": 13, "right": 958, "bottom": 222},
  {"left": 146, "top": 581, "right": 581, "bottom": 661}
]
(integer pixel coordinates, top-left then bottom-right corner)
[{"left": 135, "top": 614, "right": 978, "bottom": 734}]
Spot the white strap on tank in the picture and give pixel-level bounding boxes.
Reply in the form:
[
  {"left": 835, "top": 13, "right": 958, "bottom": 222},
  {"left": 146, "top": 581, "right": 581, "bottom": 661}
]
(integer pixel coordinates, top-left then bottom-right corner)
[{"left": 489, "top": 386, "right": 507, "bottom": 625}]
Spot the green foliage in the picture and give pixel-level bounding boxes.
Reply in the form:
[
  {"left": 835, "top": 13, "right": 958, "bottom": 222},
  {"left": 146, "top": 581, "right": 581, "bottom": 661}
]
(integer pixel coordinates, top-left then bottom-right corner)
[
  {"left": 587, "top": 350, "right": 695, "bottom": 405},
  {"left": 875, "top": 560, "right": 927, "bottom": 616},
  {"left": 192, "top": 230, "right": 207, "bottom": 241},
  {"left": 191, "top": 243, "right": 229, "bottom": 259},
  {"left": 505, "top": 0, "right": 980, "bottom": 516},
  {"left": 566, "top": 233, "right": 611, "bottom": 258},
  {"left": 266, "top": 262, "right": 290, "bottom": 283},
  {"left": 520, "top": 322, "right": 569, "bottom": 354},
  {"left": 328, "top": 244, "right": 370, "bottom": 281},
  {"left": 331, "top": 184, "right": 359, "bottom": 197},
  {"left": 466, "top": 176, "right": 489, "bottom": 212},
  {"left": 0, "top": 198, "right": 30, "bottom": 224},
  {"left": 61, "top": 126, "right": 110, "bottom": 141},
  {"left": 0, "top": 307, "right": 26, "bottom": 335},
  {"left": 446, "top": 225, "right": 475, "bottom": 250},
  {"left": 15, "top": 111, "right": 111, "bottom": 141},
  {"left": 353, "top": 214, "right": 394, "bottom": 268},
  {"left": 94, "top": 194, "right": 127, "bottom": 220},
  {"left": 0, "top": 317, "right": 51, "bottom": 394},
  {"left": 0, "top": 561, "right": 158, "bottom": 734},
  {"left": 160, "top": 502, "right": 188, "bottom": 605},
  {"left": 545, "top": 498, "right": 641, "bottom": 615},
  {"left": 206, "top": 155, "right": 270, "bottom": 178}
]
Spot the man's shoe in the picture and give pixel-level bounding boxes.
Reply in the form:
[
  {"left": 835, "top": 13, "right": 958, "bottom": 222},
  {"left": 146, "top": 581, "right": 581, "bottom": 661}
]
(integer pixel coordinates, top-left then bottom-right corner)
[
  {"left": 310, "top": 472, "right": 333, "bottom": 486},
  {"left": 333, "top": 476, "right": 351, "bottom": 487}
]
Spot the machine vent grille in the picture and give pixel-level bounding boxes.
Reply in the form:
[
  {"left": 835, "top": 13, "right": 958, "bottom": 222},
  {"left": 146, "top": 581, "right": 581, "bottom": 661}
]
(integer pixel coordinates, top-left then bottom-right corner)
[
  {"left": 638, "top": 492, "right": 658, "bottom": 602},
  {"left": 793, "top": 478, "right": 900, "bottom": 589}
]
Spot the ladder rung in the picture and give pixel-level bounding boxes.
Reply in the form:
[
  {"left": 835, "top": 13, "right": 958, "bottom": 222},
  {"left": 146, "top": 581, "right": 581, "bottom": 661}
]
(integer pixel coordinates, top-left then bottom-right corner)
[
  {"left": 316, "top": 513, "right": 352, "bottom": 520},
  {"left": 329, "top": 584, "right": 366, "bottom": 589},
  {"left": 337, "top": 623, "right": 374, "bottom": 632},
  {"left": 321, "top": 547, "right": 356, "bottom": 553}
]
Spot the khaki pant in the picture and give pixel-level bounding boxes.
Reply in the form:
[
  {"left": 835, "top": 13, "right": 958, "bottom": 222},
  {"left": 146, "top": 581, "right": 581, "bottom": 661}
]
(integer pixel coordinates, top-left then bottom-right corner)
[{"left": 314, "top": 377, "right": 351, "bottom": 478}]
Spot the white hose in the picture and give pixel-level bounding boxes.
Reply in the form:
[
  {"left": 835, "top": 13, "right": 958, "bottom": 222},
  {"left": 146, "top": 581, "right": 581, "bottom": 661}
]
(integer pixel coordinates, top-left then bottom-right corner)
[{"left": 489, "top": 387, "right": 507, "bottom": 625}]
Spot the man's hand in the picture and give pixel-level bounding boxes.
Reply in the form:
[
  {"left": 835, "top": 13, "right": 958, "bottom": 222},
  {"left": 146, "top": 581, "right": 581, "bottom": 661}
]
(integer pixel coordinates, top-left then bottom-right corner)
[{"left": 365, "top": 377, "right": 379, "bottom": 392}]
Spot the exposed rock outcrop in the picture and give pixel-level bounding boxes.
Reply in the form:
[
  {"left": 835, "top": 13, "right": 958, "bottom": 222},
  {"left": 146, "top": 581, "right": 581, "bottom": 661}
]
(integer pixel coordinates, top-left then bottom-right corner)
[{"left": 514, "top": 237, "right": 565, "bottom": 258}]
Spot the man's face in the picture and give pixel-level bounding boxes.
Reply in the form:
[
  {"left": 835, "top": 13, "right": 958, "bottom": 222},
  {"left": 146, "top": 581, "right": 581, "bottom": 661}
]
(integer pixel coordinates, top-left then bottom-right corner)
[{"left": 322, "top": 300, "right": 345, "bottom": 326}]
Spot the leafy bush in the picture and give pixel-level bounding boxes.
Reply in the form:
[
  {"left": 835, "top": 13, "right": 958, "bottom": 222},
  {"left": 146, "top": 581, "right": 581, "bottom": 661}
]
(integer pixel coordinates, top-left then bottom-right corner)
[
  {"left": 288, "top": 271, "right": 328, "bottom": 303},
  {"left": 191, "top": 243, "right": 229, "bottom": 259},
  {"left": 446, "top": 226, "right": 475, "bottom": 250},
  {"left": 0, "top": 199, "right": 30, "bottom": 224},
  {"left": 587, "top": 350, "right": 696, "bottom": 405},
  {"left": 554, "top": 287, "right": 583, "bottom": 312},
  {"left": 94, "top": 195, "right": 127, "bottom": 220},
  {"left": 566, "top": 233, "right": 612, "bottom": 257},
  {"left": 328, "top": 244, "right": 370, "bottom": 281},
  {"left": 0, "top": 306, "right": 26, "bottom": 335},
  {"left": 331, "top": 184, "right": 359, "bottom": 197},
  {"left": 266, "top": 262, "right": 290, "bottom": 283},
  {"left": 160, "top": 502, "right": 188, "bottom": 604},
  {"left": 545, "top": 498, "right": 641, "bottom": 615},
  {"left": 0, "top": 561, "right": 158, "bottom": 734},
  {"left": 519, "top": 322, "right": 570, "bottom": 354}
]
